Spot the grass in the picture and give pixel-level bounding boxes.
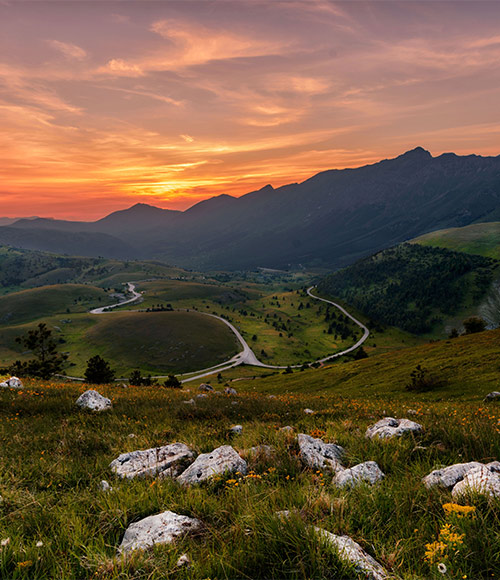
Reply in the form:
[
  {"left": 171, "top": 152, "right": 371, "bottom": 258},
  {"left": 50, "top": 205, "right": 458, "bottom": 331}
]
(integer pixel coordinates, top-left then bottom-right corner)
[
  {"left": 0, "top": 366, "right": 499, "bottom": 579},
  {"left": 0, "top": 284, "right": 113, "bottom": 326},
  {"left": 413, "top": 222, "right": 500, "bottom": 260}
]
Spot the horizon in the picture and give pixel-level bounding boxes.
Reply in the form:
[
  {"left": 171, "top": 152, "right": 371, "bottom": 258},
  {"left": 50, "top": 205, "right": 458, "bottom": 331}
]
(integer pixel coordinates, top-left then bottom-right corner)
[{"left": 2, "top": 1, "right": 500, "bottom": 220}]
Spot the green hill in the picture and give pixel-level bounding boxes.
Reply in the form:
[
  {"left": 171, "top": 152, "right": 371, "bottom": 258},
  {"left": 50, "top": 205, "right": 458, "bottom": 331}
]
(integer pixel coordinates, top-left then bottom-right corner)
[
  {"left": 317, "top": 243, "right": 499, "bottom": 334},
  {"left": 413, "top": 222, "right": 500, "bottom": 259},
  {"left": 0, "top": 284, "right": 113, "bottom": 326}
]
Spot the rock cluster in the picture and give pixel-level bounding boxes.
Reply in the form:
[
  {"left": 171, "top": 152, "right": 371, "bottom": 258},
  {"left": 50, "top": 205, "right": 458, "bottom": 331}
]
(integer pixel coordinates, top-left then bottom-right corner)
[
  {"left": 297, "top": 433, "right": 345, "bottom": 473},
  {"left": 423, "top": 461, "right": 500, "bottom": 499}
]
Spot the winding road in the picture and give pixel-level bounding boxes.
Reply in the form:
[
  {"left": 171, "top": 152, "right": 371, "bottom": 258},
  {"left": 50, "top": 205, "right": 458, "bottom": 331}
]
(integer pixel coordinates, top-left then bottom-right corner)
[{"left": 59, "top": 282, "right": 369, "bottom": 383}]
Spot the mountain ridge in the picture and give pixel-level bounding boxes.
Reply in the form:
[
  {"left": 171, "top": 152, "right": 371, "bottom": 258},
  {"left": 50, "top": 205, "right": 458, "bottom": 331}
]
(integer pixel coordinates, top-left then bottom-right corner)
[{"left": 3, "top": 147, "right": 500, "bottom": 269}]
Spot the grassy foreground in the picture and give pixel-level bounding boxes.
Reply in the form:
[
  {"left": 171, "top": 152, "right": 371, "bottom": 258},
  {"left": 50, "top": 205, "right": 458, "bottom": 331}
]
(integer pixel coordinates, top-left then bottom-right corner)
[{"left": 0, "top": 369, "right": 499, "bottom": 579}]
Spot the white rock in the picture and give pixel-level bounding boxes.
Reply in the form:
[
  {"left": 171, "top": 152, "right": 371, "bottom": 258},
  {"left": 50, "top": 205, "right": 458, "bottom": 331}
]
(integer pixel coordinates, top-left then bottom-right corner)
[
  {"left": 484, "top": 391, "right": 500, "bottom": 402},
  {"left": 183, "top": 399, "right": 195, "bottom": 405},
  {"left": 100, "top": 480, "right": 112, "bottom": 491},
  {"left": 280, "top": 425, "right": 294, "bottom": 433},
  {"left": 198, "top": 383, "right": 214, "bottom": 392},
  {"left": 75, "top": 389, "right": 111, "bottom": 412},
  {"left": 365, "top": 417, "right": 423, "bottom": 440},
  {"left": 224, "top": 386, "right": 237, "bottom": 395},
  {"left": 297, "top": 433, "right": 344, "bottom": 473},
  {"left": 304, "top": 408, "right": 314, "bottom": 415},
  {"left": 176, "top": 553, "right": 191, "bottom": 568},
  {"left": 7, "top": 377, "right": 23, "bottom": 388},
  {"left": 0, "top": 382, "right": 8, "bottom": 388},
  {"left": 177, "top": 445, "right": 247, "bottom": 485},
  {"left": 333, "top": 461, "right": 385, "bottom": 489},
  {"left": 314, "top": 527, "right": 388, "bottom": 580},
  {"left": 118, "top": 510, "right": 201, "bottom": 555},
  {"left": 110, "top": 443, "right": 195, "bottom": 479},
  {"left": 452, "top": 465, "right": 500, "bottom": 499},
  {"left": 196, "top": 393, "right": 208, "bottom": 399},
  {"left": 230, "top": 425, "right": 243, "bottom": 434},
  {"left": 422, "top": 462, "right": 483, "bottom": 489}
]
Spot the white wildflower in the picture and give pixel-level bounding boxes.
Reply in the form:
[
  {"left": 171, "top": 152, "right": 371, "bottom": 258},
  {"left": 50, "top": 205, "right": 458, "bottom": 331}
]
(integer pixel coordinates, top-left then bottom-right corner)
[
  {"left": 1, "top": 538, "right": 10, "bottom": 546},
  {"left": 36, "top": 541, "right": 43, "bottom": 547},
  {"left": 437, "top": 562, "right": 447, "bottom": 574}
]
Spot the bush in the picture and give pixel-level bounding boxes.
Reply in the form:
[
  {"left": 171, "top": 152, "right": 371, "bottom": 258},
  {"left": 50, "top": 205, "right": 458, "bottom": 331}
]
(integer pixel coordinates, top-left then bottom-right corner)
[
  {"left": 405, "top": 364, "right": 443, "bottom": 392},
  {"left": 463, "top": 316, "right": 487, "bottom": 334},
  {"left": 163, "top": 374, "right": 182, "bottom": 389},
  {"left": 129, "top": 370, "right": 157, "bottom": 386},
  {"left": 84, "top": 355, "right": 115, "bottom": 384}
]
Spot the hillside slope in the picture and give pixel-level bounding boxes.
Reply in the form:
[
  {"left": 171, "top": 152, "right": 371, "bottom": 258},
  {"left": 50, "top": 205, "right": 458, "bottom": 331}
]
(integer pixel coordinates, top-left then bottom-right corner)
[{"left": 317, "top": 243, "right": 499, "bottom": 334}]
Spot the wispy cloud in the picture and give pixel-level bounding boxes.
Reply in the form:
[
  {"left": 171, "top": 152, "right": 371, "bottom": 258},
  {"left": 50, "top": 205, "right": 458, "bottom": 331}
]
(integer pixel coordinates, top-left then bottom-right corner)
[{"left": 47, "top": 40, "right": 87, "bottom": 61}]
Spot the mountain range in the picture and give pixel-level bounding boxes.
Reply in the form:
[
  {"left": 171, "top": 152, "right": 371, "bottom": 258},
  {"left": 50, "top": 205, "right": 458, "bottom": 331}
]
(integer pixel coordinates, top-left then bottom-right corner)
[{"left": 3, "top": 147, "right": 500, "bottom": 269}]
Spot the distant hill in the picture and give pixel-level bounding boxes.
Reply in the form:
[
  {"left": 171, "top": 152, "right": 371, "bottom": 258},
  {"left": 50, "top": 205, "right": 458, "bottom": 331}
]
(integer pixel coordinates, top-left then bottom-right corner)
[
  {"left": 317, "top": 243, "right": 499, "bottom": 334},
  {"left": 5, "top": 147, "right": 500, "bottom": 268},
  {"left": 413, "top": 222, "right": 500, "bottom": 260}
]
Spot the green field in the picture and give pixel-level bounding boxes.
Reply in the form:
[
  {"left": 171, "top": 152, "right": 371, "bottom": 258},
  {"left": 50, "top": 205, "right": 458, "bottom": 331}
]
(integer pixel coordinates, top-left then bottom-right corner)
[
  {"left": 0, "top": 284, "right": 113, "bottom": 326},
  {"left": 0, "top": 326, "right": 499, "bottom": 579},
  {"left": 413, "top": 222, "right": 500, "bottom": 260}
]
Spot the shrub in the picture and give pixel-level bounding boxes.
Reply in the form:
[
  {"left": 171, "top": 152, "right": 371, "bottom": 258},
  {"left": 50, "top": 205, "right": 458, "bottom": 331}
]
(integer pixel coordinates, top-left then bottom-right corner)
[
  {"left": 163, "top": 374, "right": 182, "bottom": 389},
  {"left": 463, "top": 316, "right": 487, "bottom": 334},
  {"left": 405, "top": 364, "right": 443, "bottom": 392}
]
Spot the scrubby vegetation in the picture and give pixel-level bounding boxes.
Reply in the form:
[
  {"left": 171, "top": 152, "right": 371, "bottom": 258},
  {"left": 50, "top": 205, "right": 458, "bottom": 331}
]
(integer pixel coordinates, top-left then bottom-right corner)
[{"left": 318, "top": 243, "right": 498, "bottom": 334}]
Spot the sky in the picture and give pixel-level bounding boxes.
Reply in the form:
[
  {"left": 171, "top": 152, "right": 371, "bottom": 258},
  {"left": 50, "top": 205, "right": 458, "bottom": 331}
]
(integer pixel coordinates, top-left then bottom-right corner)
[{"left": 2, "top": 1, "right": 500, "bottom": 220}]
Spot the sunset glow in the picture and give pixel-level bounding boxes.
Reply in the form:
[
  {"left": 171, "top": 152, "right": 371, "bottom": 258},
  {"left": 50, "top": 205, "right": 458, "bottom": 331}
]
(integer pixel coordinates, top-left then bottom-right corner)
[{"left": 2, "top": 1, "right": 500, "bottom": 219}]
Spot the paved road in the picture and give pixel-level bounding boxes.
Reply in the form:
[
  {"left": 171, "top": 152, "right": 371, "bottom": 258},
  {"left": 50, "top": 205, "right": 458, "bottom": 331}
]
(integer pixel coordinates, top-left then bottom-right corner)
[
  {"left": 59, "top": 282, "right": 369, "bottom": 383},
  {"left": 90, "top": 282, "right": 142, "bottom": 314}
]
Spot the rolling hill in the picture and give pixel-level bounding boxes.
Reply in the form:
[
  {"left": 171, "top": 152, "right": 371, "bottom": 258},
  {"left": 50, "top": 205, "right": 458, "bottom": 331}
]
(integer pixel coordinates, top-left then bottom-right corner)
[{"left": 5, "top": 147, "right": 500, "bottom": 269}]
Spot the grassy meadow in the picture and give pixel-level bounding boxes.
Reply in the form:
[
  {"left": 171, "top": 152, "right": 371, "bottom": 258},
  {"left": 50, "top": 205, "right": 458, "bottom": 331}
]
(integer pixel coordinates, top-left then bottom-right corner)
[
  {"left": 413, "top": 222, "right": 500, "bottom": 260},
  {"left": 1, "top": 340, "right": 499, "bottom": 580}
]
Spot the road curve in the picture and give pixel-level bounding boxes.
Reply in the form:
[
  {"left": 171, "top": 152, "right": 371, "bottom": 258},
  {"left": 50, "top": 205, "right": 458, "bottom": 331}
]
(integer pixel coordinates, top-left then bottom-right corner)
[{"left": 58, "top": 282, "right": 369, "bottom": 383}]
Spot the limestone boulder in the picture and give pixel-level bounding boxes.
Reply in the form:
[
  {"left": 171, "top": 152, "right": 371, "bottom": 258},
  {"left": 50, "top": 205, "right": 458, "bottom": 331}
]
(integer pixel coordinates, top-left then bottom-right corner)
[
  {"left": 224, "top": 386, "right": 237, "bottom": 395},
  {"left": 314, "top": 527, "right": 388, "bottom": 580},
  {"left": 297, "top": 433, "right": 345, "bottom": 473},
  {"left": 452, "top": 465, "right": 500, "bottom": 499},
  {"left": 422, "top": 462, "right": 483, "bottom": 489},
  {"left": 365, "top": 417, "right": 423, "bottom": 440},
  {"left": 75, "top": 389, "right": 111, "bottom": 412},
  {"left": 110, "top": 443, "right": 195, "bottom": 479},
  {"left": 332, "top": 461, "right": 385, "bottom": 489},
  {"left": 118, "top": 510, "right": 201, "bottom": 554},
  {"left": 198, "top": 383, "right": 214, "bottom": 392},
  {"left": 177, "top": 445, "right": 247, "bottom": 485},
  {"left": 0, "top": 377, "right": 23, "bottom": 389}
]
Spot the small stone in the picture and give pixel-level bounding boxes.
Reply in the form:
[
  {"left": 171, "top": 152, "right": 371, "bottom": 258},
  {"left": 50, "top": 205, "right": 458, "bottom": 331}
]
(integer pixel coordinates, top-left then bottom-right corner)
[
  {"left": 267, "top": 394, "right": 276, "bottom": 399},
  {"left": 196, "top": 393, "right": 208, "bottom": 399},
  {"left": 176, "top": 553, "right": 191, "bottom": 568},
  {"left": 297, "top": 433, "right": 344, "bottom": 473},
  {"left": 128, "top": 434, "right": 136, "bottom": 438},
  {"left": 224, "top": 386, "right": 237, "bottom": 395},
  {"left": 230, "top": 425, "right": 243, "bottom": 434},
  {"left": 304, "top": 408, "right": 314, "bottom": 415},
  {"left": 100, "top": 480, "right": 112, "bottom": 491},
  {"left": 484, "top": 391, "right": 500, "bottom": 402},
  {"left": 177, "top": 445, "right": 247, "bottom": 486},
  {"left": 110, "top": 443, "right": 195, "bottom": 479},
  {"left": 365, "top": 417, "right": 423, "bottom": 440},
  {"left": 118, "top": 510, "right": 201, "bottom": 554},
  {"left": 280, "top": 425, "right": 294, "bottom": 433},
  {"left": 231, "top": 401, "right": 239, "bottom": 406},
  {"left": 198, "top": 383, "right": 214, "bottom": 392},
  {"left": 332, "top": 461, "right": 385, "bottom": 489},
  {"left": 183, "top": 399, "right": 195, "bottom": 405},
  {"left": 75, "top": 389, "right": 112, "bottom": 412}
]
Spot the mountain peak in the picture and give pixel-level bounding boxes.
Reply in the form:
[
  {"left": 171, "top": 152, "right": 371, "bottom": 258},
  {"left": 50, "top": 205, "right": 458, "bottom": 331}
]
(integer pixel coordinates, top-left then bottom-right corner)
[{"left": 398, "top": 146, "right": 432, "bottom": 160}]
